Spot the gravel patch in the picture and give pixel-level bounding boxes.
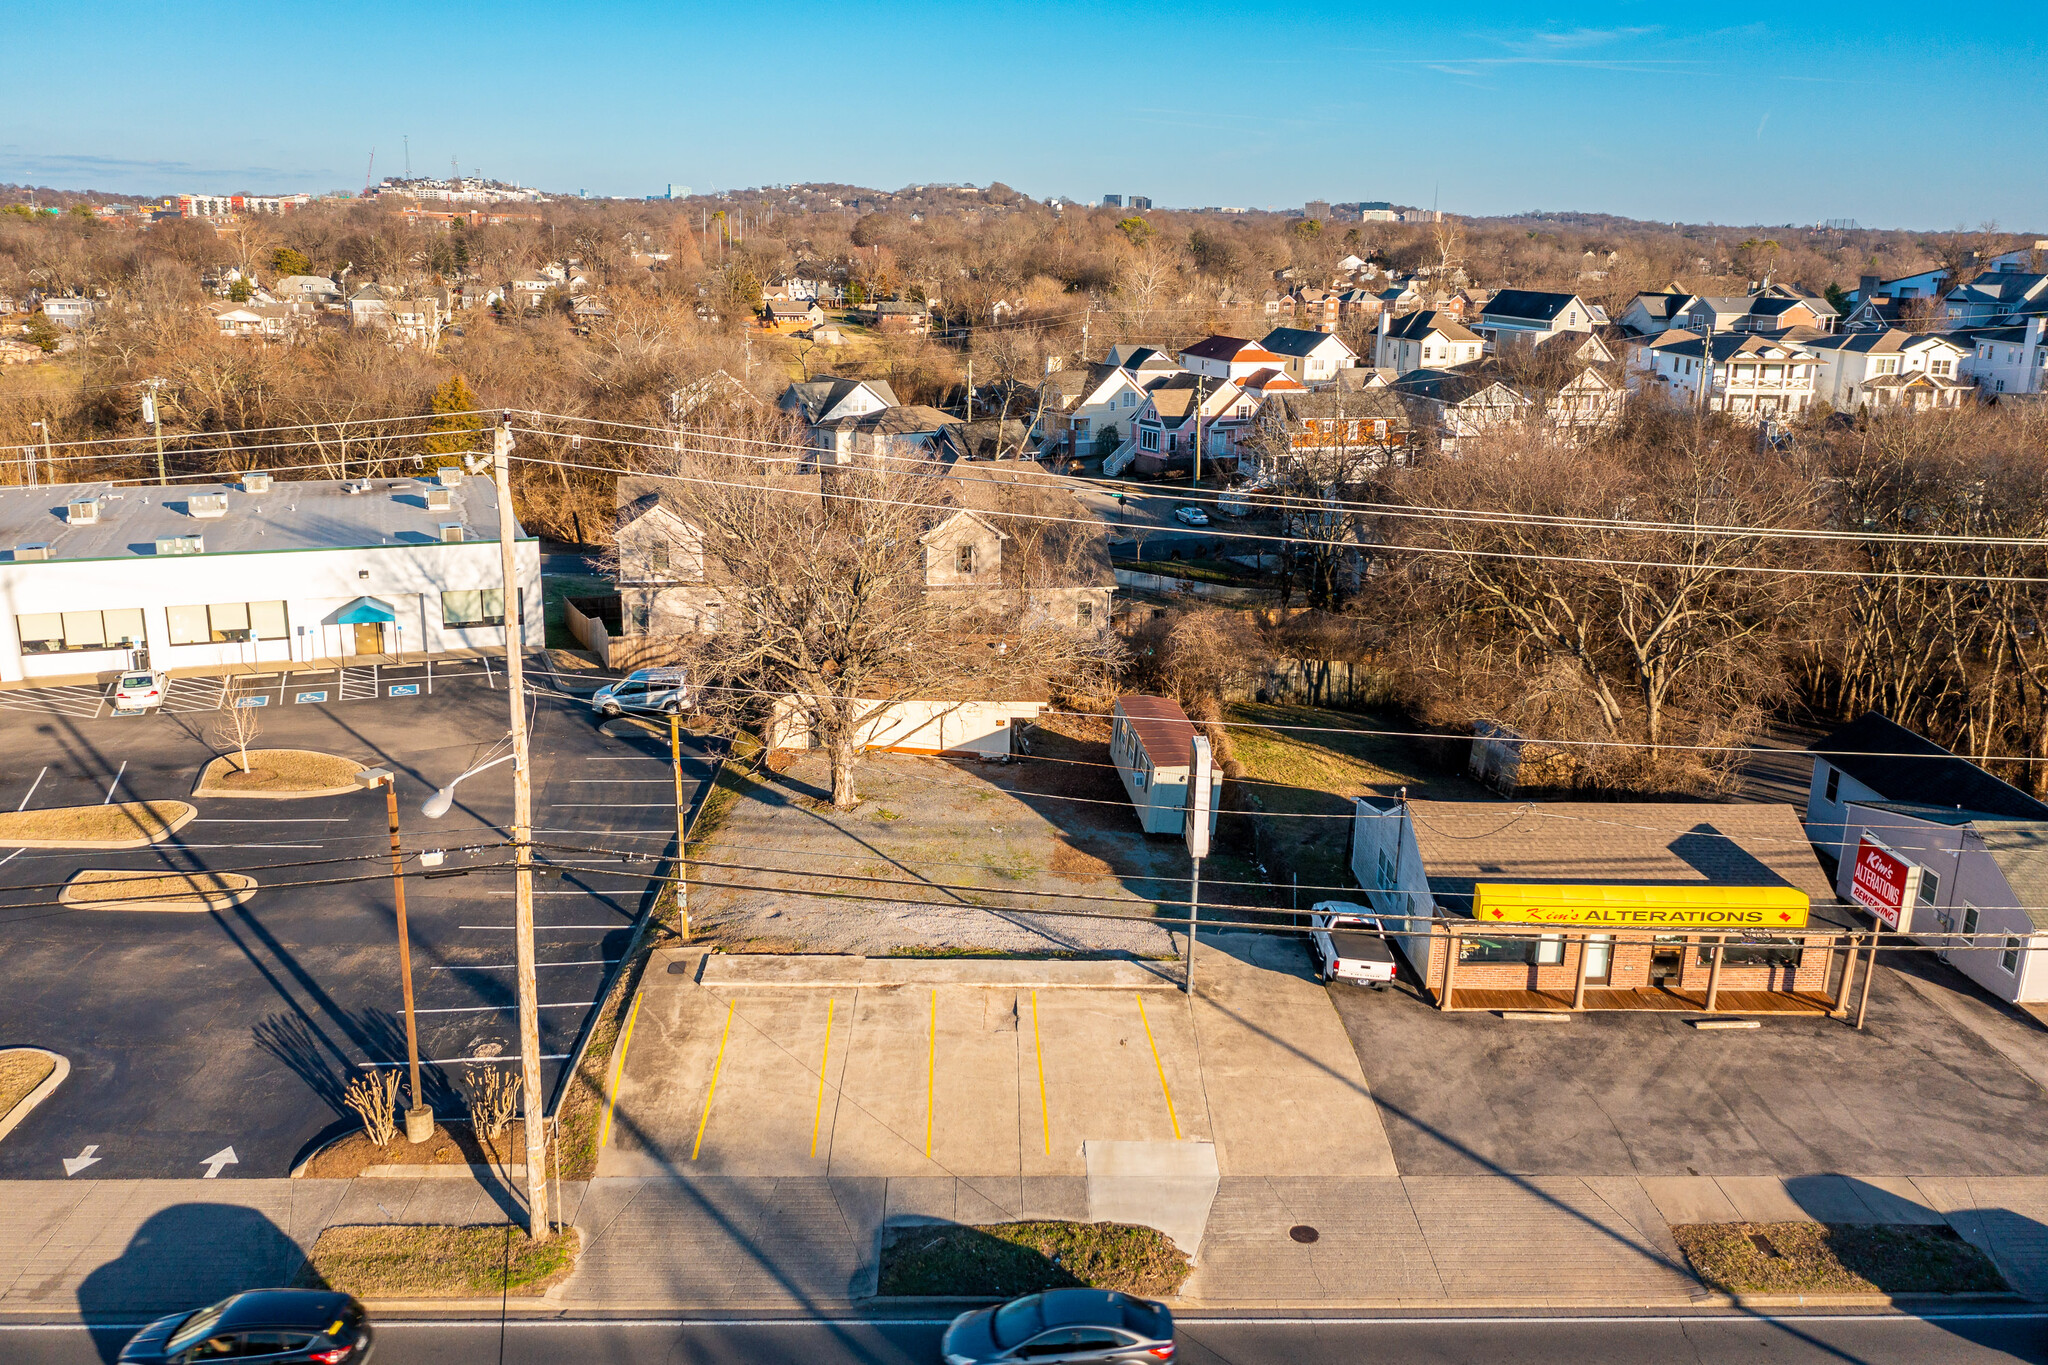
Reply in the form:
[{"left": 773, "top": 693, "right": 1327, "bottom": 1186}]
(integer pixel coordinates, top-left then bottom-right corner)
[{"left": 694, "top": 750, "right": 1185, "bottom": 957}]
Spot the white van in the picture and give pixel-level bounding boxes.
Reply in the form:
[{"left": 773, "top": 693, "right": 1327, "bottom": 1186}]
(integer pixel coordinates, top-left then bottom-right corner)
[{"left": 591, "top": 667, "right": 691, "bottom": 718}]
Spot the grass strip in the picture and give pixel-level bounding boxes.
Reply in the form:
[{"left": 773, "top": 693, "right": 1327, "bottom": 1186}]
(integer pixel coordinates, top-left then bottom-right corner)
[
  {"left": 0, "top": 801, "right": 193, "bottom": 846},
  {"left": 297, "top": 1224, "right": 580, "bottom": 1298},
  {"left": 1674, "top": 1221, "right": 2008, "bottom": 1295},
  {"left": 0, "top": 1050, "right": 57, "bottom": 1121},
  {"left": 879, "top": 1220, "right": 1190, "bottom": 1298},
  {"left": 61, "top": 868, "right": 256, "bottom": 909}
]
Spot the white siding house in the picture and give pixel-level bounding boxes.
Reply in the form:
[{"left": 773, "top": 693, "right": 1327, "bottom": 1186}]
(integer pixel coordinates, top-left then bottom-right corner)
[{"left": 1111, "top": 694, "right": 1222, "bottom": 838}]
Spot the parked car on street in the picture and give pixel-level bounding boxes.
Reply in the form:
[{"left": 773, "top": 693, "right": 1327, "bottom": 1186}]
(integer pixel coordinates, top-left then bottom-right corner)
[
  {"left": 1172, "top": 504, "right": 1209, "bottom": 526},
  {"left": 111, "top": 669, "right": 168, "bottom": 712},
  {"left": 942, "top": 1288, "right": 1174, "bottom": 1363},
  {"left": 118, "top": 1289, "right": 372, "bottom": 1363},
  {"left": 591, "top": 666, "right": 691, "bottom": 718},
  {"left": 1309, "top": 900, "right": 1398, "bottom": 988}
]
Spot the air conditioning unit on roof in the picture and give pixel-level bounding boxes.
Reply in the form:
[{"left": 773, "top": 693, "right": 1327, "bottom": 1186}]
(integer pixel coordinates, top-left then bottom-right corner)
[
  {"left": 66, "top": 499, "right": 99, "bottom": 524},
  {"left": 156, "top": 534, "right": 204, "bottom": 555},
  {"left": 435, "top": 466, "right": 464, "bottom": 486},
  {"left": 14, "top": 543, "right": 50, "bottom": 561},
  {"left": 438, "top": 523, "right": 463, "bottom": 543},
  {"left": 188, "top": 494, "right": 229, "bottom": 519},
  {"left": 342, "top": 480, "right": 370, "bottom": 494},
  {"left": 426, "top": 486, "right": 453, "bottom": 511},
  {"left": 241, "top": 470, "right": 272, "bottom": 493}
]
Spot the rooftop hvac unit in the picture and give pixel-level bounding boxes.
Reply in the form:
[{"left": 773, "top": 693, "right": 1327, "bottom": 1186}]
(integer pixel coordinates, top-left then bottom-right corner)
[
  {"left": 241, "top": 471, "right": 272, "bottom": 493},
  {"left": 14, "top": 543, "right": 50, "bottom": 561},
  {"left": 65, "top": 499, "right": 99, "bottom": 524},
  {"left": 188, "top": 494, "right": 229, "bottom": 519},
  {"left": 156, "top": 534, "right": 204, "bottom": 555},
  {"left": 438, "top": 523, "right": 464, "bottom": 543},
  {"left": 342, "top": 480, "right": 370, "bottom": 494},
  {"left": 435, "top": 466, "right": 464, "bottom": 486},
  {"left": 426, "top": 486, "right": 453, "bottom": 511}
]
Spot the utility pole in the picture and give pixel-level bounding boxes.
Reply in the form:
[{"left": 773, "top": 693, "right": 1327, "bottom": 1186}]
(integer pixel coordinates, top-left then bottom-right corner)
[
  {"left": 491, "top": 420, "right": 550, "bottom": 1239},
  {"left": 145, "top": 378, "right": 166, "bottom": 485},
  {"left": 36, "top": 420, "right": 53, "bottom": 487},
  {"left": 359, "top": 767, "right": 431, "bottom": 1142},
  {"left": 965, "top": 358, "right": 973, "bottom": 423},
  {"left": 1191, "top": 376, "right": 1206, "bottom": 485},
  {"left": 670, "top": 714, "right": 691, "bottom": 941},
  {"left": 1183, "top": 735, "right": 1214, "bottom": 995}
]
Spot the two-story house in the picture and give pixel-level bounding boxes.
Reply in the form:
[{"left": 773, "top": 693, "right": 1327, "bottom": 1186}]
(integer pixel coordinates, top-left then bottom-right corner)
[
  {"left": 779, "top": 376, "right": 901, "bottom": 427},
  {"left": 1944, "top": 273, "right": 2048, "bottom": 329},
  {"left": 1475, "top": 290, "right": 1596, "bottom": 350},
  {"left": 610, "top": 464, "right": 1115, "bottom": 643},
  {"left": 809, "top": 404, "right": 960, "bottom": 464},
  {"left": 1962, "top": 317, "right": 2048, "bottom": 397},
  {"left": 1129, "top": 374, "right": 1257, "bottom": 477},
  {"left": 1802, "top": 329, "right": 1971, "bottom": 411},
  {"left": 1258, "top": 327, "right": 1358, "bottom": 385},
  {"left": 1389, "top": 368, "right": 1535, "bottom": 455},
  {"left": 1631, "top": 332, "right": 1819, "bottom": 419},
  {"left": 1374, "top": 310, "right": 1485, "bottom": 373},
  {"left": 1036, "top": 362, "right": 1154, "bottom": 459},
  {"left": 1178, "top": 336, "right": 1288, "bottom": 383}
]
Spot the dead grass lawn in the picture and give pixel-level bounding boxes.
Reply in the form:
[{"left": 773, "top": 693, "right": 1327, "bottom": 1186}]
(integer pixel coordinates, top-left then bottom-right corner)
[
  {"left": 198, "top": 749, "right": 363, "bottom": 793},
  {"left": 1674, "top": 1221, "right": 2007, "bottom": 1295},
  {"left": 297, "top": 1224, "right": 580, "bottom": 1298},
  {"left": 0, "top": 801, "right": 194, "bottom": 846},
  {"left": 0, "top": 1049, "right": 57, "bottom": 1121},
  {"left": 61, "top": 868, "right": 257, "bottom": 910}
]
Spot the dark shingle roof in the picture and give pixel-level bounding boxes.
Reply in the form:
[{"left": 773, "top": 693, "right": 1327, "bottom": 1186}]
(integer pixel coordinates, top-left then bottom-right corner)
[
  {"left": 1481, "top": 289, "right": 1584, "bottom": 324},
  {"left": 1811, "top": 713, "right": 2048, "bottom": 820}
]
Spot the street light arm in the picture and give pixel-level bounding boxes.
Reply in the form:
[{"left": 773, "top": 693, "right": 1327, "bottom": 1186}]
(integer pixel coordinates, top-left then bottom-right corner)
[{"left": 422, "top": 751, "right": 518, "bottom": 819}]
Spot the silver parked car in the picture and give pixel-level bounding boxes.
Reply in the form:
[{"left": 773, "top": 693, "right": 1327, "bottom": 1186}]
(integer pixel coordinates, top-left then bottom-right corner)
[{"left": 943, "top": 1288, "right": 1174, "bottom": 1363}]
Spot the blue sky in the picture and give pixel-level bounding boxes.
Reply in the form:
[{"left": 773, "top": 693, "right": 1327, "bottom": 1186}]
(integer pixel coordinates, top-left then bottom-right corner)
[{"left": 4, "top": 2, "right": 2041, "bottom": 230}]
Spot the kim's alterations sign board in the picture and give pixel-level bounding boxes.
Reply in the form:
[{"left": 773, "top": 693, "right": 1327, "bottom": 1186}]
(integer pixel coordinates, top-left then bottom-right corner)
[
  {"left": 1847, "top": 835, "right": 1913, "bottom": 930},
  {"left": 1470, "top": 883, "right": 1811, "bottom": 930}
]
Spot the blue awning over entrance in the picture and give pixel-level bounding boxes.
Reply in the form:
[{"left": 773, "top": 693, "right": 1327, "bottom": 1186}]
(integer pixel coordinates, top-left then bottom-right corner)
[{"left": 334, "top": 595, "right": 397, "bottom": 625}]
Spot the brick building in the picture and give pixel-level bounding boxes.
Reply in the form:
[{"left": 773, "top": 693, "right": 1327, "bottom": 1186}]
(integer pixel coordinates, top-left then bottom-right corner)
[{"left": 1349, "top": 800, "right": 1862, "bottom": 1016}]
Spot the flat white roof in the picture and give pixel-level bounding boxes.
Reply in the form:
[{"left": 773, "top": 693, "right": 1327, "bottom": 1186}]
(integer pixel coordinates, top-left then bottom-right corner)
[{"left": 0, "top": 475, "right": 530, "bottom": 563}]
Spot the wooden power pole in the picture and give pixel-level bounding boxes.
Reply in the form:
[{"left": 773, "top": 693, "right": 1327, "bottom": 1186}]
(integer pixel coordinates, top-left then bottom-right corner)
[{"left": 492, "top": 420, "right": 550, "bottom": 1237}]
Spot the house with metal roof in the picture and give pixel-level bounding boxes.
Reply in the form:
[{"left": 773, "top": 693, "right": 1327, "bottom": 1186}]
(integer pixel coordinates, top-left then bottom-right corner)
[
  {"left": 0, "top": 470, "right": 539, "bottom": 683},
  {"left": 1111, "top": 694, "right": 1221, "bottom": 837}
]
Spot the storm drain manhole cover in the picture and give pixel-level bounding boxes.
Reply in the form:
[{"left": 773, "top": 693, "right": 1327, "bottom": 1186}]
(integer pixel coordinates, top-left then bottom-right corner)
[{"left": 1288, "top": 1225, "right": 1320, "bottom": 1244}]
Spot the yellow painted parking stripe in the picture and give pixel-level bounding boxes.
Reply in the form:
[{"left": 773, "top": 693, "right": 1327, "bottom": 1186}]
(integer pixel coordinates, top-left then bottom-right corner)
[
  {"left": 1134, "top": 992, "right": 1182, "bottom": 1141},
  {"left": 597, "top": 988, "right": 644, "bottom": 1151},
  {"left": 810, "top": 997, "right": 836, "bottom": 1159},
  {"left": 925, "top": 989, "right": 937, "bottom": 1159},
  {"left": 691, "top": 1000, "right": 736, "bottom": 1161},
  {"left": 1031, "top": 989, "right": 1051, "bottom": 1155}
]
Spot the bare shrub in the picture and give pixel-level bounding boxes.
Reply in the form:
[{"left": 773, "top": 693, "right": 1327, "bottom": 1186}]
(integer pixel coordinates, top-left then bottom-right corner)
[
  {"left": 344, "top": 1070, "right": 400, "bottom": 1148},
  {"left": 461, "top": 1063, "right": 521, "bottom": 1143}
]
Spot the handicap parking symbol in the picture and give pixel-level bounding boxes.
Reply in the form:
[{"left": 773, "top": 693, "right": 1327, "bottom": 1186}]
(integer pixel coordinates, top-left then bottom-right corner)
[
  {"left": 388, "top": 683, "right": 421, "bottom": 697},
  {"left": 294, "top": 690, "right": 329, "bottom": 704},
  {"left": 235, "top": 695, "right": 269, "bottom": 708}
]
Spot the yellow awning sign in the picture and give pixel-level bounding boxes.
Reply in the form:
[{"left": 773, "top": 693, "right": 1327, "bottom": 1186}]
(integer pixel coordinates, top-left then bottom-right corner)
[{"left": 1470, "top": 883, "right": 1810, "bottom": 930}]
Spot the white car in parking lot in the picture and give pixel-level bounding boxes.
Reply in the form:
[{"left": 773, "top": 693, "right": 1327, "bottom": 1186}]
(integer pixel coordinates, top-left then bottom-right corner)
[{"left": 111, "top": 670, "right": 168, "bottom": 712}]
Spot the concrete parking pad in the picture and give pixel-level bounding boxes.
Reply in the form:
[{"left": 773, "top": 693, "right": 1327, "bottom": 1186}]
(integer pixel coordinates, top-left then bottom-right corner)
[{"left": 600, "top": 934, "right": 1397, "bottom": 1212}]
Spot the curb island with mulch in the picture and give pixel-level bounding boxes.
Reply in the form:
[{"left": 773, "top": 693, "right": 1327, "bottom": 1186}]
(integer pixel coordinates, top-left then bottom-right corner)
[
  {"left": 0, "top": 1048, "right": 63, "bottom": 1140},
  {"left": 297, "top": 1224, "right": 580, "bottom": 1298},
  {"left": 879, "top": 1221, "right": 1191, "bottom": 1299},
  {"left": 1674, "top": 1221, "right": 2009, "bottom": 1296},
  {"left": 298, "top": 1119, "right": 534, "bottom": 1179},
  {"left": 196, "top": 749, "right": 366, "bottom": 798}
]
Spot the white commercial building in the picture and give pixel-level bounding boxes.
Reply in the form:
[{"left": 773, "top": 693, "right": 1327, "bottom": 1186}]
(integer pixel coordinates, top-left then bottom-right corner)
[{"left": 0, "top": 471, "right": 540, "bottom": 683}]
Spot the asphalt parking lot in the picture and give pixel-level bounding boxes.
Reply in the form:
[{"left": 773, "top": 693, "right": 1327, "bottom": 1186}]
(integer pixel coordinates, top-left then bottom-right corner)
[
  {"left": 1330, "top": 949, "right": 2048, "bottom": 1177},
  {"left": 0, "top": 659, "right": 722, "bottom": 1179}
]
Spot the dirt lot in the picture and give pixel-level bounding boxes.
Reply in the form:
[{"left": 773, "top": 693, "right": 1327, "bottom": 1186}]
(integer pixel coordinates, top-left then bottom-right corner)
[{"left": 691, "top": 719, "right": 1241, "bottom": 955}]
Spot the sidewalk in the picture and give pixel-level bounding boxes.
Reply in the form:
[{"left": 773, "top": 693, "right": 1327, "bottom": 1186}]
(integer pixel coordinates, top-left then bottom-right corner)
[{"left": 5, "top": 1170, "right": 2048, "bottom": 1316}]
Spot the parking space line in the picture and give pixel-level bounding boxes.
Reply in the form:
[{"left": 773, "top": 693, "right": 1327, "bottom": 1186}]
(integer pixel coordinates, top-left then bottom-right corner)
[
  {"left": 692, "top": 1001, "right": 735, "bottom": 1161},
  {"left": 431, "top": 959, "right": 619, "bottom": 971},
  {"left": 18, "top": 767, "right": 46, "bottom": 811},
  {"left": 811, "top": 998, "right": 835, "bottom": 1159},
  {"left": 926, "top": 989, "right": 937, "bottom": 1159},
  {"left": 101, "top": 761, "right": 127, "bottom": 804},
  {"left": 1134, "top": 992, "right": 1182, "bottom": 1141},
  {"left": 599, "top": 989, "right": 644, "bottom": 1152},
  {"left": 460, "top": 924, "right": 625, "bottom": 930},
  {"left": 415, "top": 1001, "right": 595, "bottom": 1014},
  {"left": 1031, "top": 989, "right": 1050, "bottom": 1156}
]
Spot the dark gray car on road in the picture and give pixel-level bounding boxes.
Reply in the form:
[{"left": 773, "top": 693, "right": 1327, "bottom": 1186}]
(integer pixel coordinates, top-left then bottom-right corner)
[{"left": 942, "top": 1288, "right": 1174, "bottom": 1363}]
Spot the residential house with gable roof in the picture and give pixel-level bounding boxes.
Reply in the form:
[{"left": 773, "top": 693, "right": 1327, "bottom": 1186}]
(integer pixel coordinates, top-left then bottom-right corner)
[
  {"left": 1390, "top": 368, "right": 1535, "bottom": 454},
  {"left": 1034, "top": 361, "right": 1154, "bottom": 460},
  {"left": 1962, "top": 318, "right": 2048, "bottom": 396},
  {"left": 1475, "top": 289, "right": 1596, "bottom": 351},
  {"left": 1631, "top": 332, "right": 1819, "bottom": 418},
  {"left": 779, "top": 375, "right": 900, "bottom": 427},
  {"left": 1178, "top": 336, "right": 1288, "bottom": 383},
  {"left": 1944, "top": 273, "right": 2048, "bottom": 329},
  {"left": 1258, "top": 326, "right": 1359, "bottom": 385},
  {"left": 1800, "top": 329, "right": 1970, "bottom": 411},
  {"left": 1375, "top": 310, "right": 1484, "bottom": 373},
  {"left": 1127, "top": 374, "right": 1257, "bottom": 477}
]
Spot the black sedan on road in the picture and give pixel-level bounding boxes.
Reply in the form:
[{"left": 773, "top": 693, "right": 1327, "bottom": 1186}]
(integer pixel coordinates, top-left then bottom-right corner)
[
  {"left": 117, "top": 1289, "right": 372, "bottom": 1363},
  {"left": 942, "top": 1288, "right": 1174, "bottom": 1363}
]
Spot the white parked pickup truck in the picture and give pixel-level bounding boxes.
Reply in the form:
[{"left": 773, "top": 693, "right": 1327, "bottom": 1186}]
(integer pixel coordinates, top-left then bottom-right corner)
[{"left": 1309, "top": 900, "right": 1398, "bottom": 988}]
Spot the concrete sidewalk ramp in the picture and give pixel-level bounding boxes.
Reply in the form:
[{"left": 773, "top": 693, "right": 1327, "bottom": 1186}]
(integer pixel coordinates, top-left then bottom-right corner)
[{"left": 1084, "top": 1140, "right": 1220, "bottom": 1256}]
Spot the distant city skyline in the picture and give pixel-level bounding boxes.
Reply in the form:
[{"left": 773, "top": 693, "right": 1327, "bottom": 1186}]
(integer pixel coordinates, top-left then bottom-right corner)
[{"left": 3, "top": 1, "right": 2041, "bottom": 232}]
